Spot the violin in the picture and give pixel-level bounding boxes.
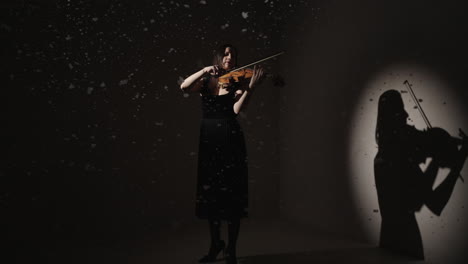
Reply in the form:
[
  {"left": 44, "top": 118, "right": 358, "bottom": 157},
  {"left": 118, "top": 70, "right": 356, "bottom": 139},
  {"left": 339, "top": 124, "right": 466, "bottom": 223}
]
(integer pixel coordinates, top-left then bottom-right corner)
[
  {"left": 217, "top": 51, "right": 285, "bottom": 87},
  {"left": 404, "top": 80, "right": 468, "bottom": 181},
  {"left": 218, "top": 68, "right": 254, "bottom": 85},
  {"left": 425, "top": 127, "right": 467, "bottom": 168}
]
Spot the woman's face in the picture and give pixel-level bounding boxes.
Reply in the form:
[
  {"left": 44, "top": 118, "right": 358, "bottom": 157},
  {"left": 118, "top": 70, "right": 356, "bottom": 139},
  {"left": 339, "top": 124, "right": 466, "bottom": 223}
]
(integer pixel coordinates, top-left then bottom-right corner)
[{"left": 222, "top": 47, "right": 235, "bottom": 70}]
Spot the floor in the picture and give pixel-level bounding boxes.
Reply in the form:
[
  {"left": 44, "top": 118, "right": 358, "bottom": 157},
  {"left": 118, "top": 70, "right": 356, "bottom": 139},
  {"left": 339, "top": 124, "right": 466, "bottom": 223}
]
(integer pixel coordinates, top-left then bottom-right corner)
[{"left": 33, "top": 218, "right": 427, "bottom": 264}]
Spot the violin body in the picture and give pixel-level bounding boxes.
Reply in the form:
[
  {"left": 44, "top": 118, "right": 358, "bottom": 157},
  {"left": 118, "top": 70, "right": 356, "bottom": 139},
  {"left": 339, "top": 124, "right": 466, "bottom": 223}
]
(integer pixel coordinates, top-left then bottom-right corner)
[
  {"left": 217, "top": 68, "right": 284, "bottom": 88},
  {"left": 218, "top": 68, "right": 253, "bottom": 85},
  {"left": 425, "top": 127, "right": 466, "bottom": 168}
]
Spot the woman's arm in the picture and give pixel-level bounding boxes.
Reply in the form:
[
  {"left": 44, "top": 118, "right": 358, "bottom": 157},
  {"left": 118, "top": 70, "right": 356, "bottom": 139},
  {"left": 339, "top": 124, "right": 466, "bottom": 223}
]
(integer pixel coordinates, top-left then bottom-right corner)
[
  {"left": 233, "top": 65, "right": 264, "bottom": 114},
  {"left": 180, "top": 66, "right": 220, "bottom": 93}
]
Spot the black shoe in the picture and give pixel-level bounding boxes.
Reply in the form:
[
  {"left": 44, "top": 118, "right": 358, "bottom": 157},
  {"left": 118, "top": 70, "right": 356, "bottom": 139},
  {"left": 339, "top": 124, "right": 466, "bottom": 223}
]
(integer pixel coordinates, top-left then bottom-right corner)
[
  {"left": 224, "top": 248, "right": 237, "bottom": 264},
  {"left": 199, "top": 240, "right": 226, "bottom": 263}
]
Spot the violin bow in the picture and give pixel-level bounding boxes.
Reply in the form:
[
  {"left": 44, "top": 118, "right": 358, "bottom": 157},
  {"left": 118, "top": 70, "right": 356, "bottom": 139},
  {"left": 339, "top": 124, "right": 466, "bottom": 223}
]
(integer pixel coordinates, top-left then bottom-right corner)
[
  {"left": 227, "top": 51, "right": 285, "bottom": 73},
  {"left": 404, "top": 80, "right": 432, "bottom": 129},
  {"left": 403, "top": 80, "right": 465, "bottom": 182}
]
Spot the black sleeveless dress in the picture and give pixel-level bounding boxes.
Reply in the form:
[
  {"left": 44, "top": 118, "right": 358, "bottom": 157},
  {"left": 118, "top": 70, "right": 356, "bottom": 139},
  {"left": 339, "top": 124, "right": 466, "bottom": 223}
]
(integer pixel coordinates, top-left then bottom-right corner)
[{"left": 195, "top": 89, "right": 248, "bottom": 220}]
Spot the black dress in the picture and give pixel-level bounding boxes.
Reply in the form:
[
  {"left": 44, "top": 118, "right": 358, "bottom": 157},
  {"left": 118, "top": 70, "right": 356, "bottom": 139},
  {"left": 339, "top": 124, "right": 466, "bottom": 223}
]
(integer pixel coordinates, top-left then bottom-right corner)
[
  {"left": 195, "top": 88, "right": 248, "bottom": 220},
  {"left": 374, "top": 125, "right": 428, "bottom": 260}
]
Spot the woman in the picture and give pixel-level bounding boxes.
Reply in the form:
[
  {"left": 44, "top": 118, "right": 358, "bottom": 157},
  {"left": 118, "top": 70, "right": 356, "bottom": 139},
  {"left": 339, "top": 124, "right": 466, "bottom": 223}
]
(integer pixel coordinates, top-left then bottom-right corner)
[
  {"left": 374, "top": 90, "right": 467, "bottom": 259},
  {"left": 180, "top": 44, "right": 264, "bottom": 264}
]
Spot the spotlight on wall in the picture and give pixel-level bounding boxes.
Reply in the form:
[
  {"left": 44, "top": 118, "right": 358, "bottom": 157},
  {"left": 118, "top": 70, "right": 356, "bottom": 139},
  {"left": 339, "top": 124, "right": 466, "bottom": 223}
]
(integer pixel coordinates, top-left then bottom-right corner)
[{"left": 348, "top": 63, "right": 468, "bottom": 262}]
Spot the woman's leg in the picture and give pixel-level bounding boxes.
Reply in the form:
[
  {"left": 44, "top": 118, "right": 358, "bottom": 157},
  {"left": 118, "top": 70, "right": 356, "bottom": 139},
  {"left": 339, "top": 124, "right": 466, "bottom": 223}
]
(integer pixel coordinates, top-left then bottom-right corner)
[
  {"left": 199, "top": 219, "right": 224, "bottom": 262},
  {"left": 209, "top": 219, "right": 222, "bottom": 248},
  {"left": 226, "top": 218, "right": 240, "bottom": 259}
]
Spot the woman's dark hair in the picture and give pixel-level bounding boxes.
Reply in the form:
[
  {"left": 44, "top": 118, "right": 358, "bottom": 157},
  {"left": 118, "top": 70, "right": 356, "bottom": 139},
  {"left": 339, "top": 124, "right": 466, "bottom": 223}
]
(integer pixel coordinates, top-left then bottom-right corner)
[
  {"left": 376, "top": 90, "right": 407, "bottom": 146},
  {"left": 212, "top": 44, "right": 238, "bottom": 67}
]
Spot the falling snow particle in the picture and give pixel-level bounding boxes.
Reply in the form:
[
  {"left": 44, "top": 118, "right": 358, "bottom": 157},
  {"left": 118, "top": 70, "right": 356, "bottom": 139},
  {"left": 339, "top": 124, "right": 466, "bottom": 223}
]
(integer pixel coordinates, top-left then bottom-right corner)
[
  {"left": 183, "top": 93, "right": 189, "bottom": 98},
  {"left": 65, "top": 35, "right": 72, "bottom": 41},
  {"left": 184, "top": 4, "right": 190, "bottom": 8},
  {"left": 68, "top": 63, "right": 73, "bottom": 70},
  {"left": 177, "top": 76, "right": 184, "bottom": 85},
  {"left": 119, "top": 79, "right": 128, "bottom": 86},
  {"left": 241, "top": 12, "right": 248, "bottom": 19},
  {"left": 221, "top": 24, "right": 229, "bottom": 30},
  {"left": 87, "top": 87, "right": 94, "bottom": 94},
  {"left": 92, "top": 17, "right": 98, "bottom": 22},
  {"left": 69, "top": 83, "right": 75, "bottom": 89},
  {"left": 200, "top": 0, "right": 207, "bottom": 4},
  {"left": 100, "top": 82, "right": 106, "bottom": 87}
]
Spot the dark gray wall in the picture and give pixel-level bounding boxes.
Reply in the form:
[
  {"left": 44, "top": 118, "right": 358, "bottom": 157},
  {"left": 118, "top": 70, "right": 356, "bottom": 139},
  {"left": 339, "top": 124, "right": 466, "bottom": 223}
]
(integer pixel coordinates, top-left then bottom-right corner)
[
  {"left": 279, "top": 0, "right": 468, "bottom": 242},
  {"left": 2, "top": 1, "right": 303, "bottom": 257}
]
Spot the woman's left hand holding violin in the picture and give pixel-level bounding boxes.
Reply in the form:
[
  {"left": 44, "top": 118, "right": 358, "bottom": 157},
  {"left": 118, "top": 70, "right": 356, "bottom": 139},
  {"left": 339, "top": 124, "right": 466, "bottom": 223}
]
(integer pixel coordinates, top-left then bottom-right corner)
[{"left": 248, "top": 65, "right": 265, "bottom": 90}]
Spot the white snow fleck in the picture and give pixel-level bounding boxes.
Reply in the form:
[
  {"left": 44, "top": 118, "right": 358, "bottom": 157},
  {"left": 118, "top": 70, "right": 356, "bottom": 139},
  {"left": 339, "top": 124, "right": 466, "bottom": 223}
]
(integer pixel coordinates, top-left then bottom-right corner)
[
  {"left": 69, "top": 83, "right": 75, "bottom": 89},
  {"left": 164, "top": 85, "right": 168, "bottom": 91},
  {"left": 65, "top": 35, "right": 72, "bottom": 41},
  {"left": 100, "top": 82, "right": 106, "bottom": 87},
  {"left": 241, "top": 28, "right": 247, "bottom": 32},
  {"left": 119, "top": 79, "right": 128, "bottom": 85},
  {"left": 87, "top": 87, "right": 94, "bottom": 94},
  {"left": 92, "top": 17, "right": 98, "bottom": 22},
  {"left": 220, "top": 23, "right": 229, "bottom": 30},
  {"left": 183, "top": 93, "right": 189, "bottom": 98},
  {"left": 168, "top": 48, "right": 176, "bottom": 53},
  {"left": 200, "top": 0, "right": 207, "bottom": 4},
  {"left": 184, "top": 4, "right": 190, "bottom": 8},
  {"left": 68, "top": 63, "right": 73, "bottom": 69},
  {"left": 241, "top": 12, "right": 248, "bottom": 19},
  {"left": 150, "top": 19, "right": 155, "bottom": 23},
  {"left": 177, "top": 76, "right": 184, "bottom": 85}
]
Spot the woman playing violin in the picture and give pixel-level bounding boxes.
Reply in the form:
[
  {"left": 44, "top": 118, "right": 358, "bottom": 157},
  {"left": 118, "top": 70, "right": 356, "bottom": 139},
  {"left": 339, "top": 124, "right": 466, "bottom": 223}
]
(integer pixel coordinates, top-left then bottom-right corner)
[
  {"left": 180, "top": 44, "right": 265, "bottom": 264},
  {"left": 374, "top": 90, "right": 468, "bottom": 260}
]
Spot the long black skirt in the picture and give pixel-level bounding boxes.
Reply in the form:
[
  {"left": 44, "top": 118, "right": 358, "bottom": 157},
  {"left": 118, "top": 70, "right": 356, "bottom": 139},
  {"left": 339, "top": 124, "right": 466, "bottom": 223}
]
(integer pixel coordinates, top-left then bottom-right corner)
[{"left": 195, "top": 118, "right": 248, "bottom": 219}]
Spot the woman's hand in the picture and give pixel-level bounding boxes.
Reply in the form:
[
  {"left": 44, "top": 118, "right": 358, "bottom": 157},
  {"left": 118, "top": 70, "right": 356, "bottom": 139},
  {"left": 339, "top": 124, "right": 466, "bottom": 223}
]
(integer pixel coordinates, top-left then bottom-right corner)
[
  {"left": 248, "top": 65, "right": 265, "bottom": 90},
  {"left": 203, "top": 65, "right": 221, "bottom": 76}
]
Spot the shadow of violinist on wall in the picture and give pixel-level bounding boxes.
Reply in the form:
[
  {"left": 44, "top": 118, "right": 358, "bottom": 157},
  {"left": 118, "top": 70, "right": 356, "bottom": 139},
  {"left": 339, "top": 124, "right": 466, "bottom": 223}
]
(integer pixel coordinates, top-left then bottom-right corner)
[{"left": 373, "top": 89, "right": 468, "bottom": 260}]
